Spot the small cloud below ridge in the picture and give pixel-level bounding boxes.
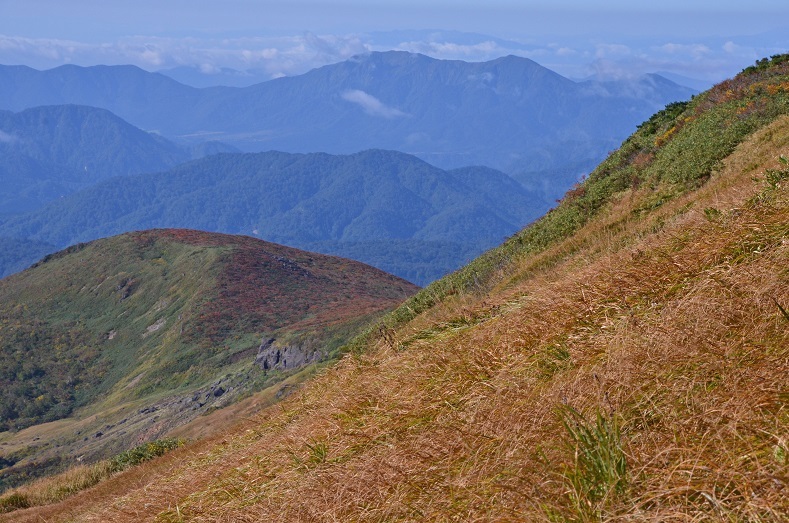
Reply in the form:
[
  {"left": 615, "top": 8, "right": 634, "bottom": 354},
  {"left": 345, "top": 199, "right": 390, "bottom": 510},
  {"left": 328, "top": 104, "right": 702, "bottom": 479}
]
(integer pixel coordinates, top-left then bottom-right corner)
[
  {"left": 0, "top": 130, "right": 18, "bottom": 143},
  {"left": 341, "top": 90, "right": 408, "bottom": 119}
]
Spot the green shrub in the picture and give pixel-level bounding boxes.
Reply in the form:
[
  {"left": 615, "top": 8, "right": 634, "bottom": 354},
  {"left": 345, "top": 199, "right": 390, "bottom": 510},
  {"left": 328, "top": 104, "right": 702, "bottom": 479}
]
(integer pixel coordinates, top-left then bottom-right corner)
[
  {"left": 109, "top": 438, "right": 185, "bottom": 473},
  {"left": 742, "top": 54, "right": 789, "bottom": 75},
  {"left": 0, "top": 492, "right": 30, "bottom": 512}
]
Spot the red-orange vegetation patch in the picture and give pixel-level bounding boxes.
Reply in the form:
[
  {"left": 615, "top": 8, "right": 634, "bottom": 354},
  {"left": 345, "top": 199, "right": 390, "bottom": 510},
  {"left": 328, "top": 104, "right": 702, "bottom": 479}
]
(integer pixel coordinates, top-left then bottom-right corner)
[{"left": 130, "top": 229, "right": 418, "bottom": 343}]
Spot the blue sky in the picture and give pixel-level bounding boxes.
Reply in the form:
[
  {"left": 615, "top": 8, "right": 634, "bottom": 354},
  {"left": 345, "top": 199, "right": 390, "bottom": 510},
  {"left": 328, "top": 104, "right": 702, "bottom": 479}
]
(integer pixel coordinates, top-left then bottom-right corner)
[{"left": 1, "top": 1, "right": 787, "bottom": 86}]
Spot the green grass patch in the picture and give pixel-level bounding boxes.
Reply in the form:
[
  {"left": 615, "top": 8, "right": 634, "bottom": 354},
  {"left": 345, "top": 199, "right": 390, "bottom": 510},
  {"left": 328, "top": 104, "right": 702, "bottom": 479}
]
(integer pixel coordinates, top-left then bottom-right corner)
[
  {"left": 553, "top": 406, "right": 629, "bottom": 521},
  {"left": 110, "top": 438, "right": 185, "bottom": 472},
  {"left": 0, "top": 437, "right": 184, "bottom": 514}
]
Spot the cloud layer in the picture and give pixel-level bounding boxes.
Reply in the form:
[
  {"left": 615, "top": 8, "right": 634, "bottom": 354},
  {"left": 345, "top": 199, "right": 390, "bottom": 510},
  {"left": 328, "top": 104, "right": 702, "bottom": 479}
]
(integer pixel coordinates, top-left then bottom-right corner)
[
  {"left": 0, "top": 33, "right": 370, "bottom": 79},
  {"left": 0, "top": 29, "right": 783, "bottom": 88}
]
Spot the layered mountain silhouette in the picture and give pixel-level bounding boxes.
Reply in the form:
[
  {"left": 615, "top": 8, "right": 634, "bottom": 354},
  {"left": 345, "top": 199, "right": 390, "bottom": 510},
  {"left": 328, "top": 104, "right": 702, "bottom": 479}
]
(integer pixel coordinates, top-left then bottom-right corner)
[
  {"left": 0, "top": 237, "right": 55, "bottom": 276},
  {"left": 0, "top": 51, "right": 695, "bottom": 176},
  {"left": 0, "top": 52, "right": 695, "bottom": 285},
  {"left": 2, "top": 55, "right": 786, "bottom": 522},
  {"left": 0, "top": 150, "right": 545, "bottom": 285}
]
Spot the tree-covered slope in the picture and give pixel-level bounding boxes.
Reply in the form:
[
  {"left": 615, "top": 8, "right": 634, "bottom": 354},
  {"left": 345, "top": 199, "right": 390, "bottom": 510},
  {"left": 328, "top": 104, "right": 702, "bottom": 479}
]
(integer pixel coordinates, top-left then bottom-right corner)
[
  {"left": 0, "top": 64, "right": 200, "bottom": 131},
  {"left": 0, "top": 237, "right": 55, "bottom": 278},
  {"left": 0, "top": 229, "right": 417, "bottom": 492},
  {"left": 0, "top": 149, "right": 545, "bottom": 285},
  {"left": 0, "top": 105, "right": 186, "bottom": 213},
  {"left": 0, "top": 105, "right": 238, "bottom": 215},
  {"left": 4, "top": 55, "right": 785, "bottom": 522}
]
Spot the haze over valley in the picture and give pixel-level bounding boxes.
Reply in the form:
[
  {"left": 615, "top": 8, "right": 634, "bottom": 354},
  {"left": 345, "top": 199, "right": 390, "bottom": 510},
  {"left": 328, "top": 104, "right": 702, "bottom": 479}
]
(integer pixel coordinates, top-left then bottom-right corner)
[{"left": 0, "top": 51, "right": 694, "bottom": 284}]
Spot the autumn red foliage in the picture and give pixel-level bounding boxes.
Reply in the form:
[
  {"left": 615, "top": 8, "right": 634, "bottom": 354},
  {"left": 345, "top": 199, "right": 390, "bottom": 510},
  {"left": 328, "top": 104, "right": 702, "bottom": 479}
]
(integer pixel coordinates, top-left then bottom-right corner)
[{"left": 130, "top": 229, "right": 417, "bottom": 344}]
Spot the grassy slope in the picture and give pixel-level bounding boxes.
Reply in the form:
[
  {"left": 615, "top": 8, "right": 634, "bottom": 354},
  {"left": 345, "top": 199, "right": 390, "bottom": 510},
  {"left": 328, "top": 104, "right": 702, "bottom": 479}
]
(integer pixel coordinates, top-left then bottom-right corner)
[
  {"left": 0, "top": 229, "right": 417, "bottom": 492},
  {"left": 4, "top": 58, "right": 789, "bottom": 521}
]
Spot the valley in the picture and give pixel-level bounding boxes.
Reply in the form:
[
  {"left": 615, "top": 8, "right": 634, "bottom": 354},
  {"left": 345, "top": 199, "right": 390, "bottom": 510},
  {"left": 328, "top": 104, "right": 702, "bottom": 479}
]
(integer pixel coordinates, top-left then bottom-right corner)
[{"left": 0, "top": 52, "right": 695, "bottom": 175}]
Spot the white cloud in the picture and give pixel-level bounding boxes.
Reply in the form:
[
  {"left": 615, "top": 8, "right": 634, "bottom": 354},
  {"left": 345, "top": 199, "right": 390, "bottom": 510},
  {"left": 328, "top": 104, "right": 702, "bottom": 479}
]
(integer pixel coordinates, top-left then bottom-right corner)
[
  {"left": 723, "top": 41, "right": 739, "bottom": 54},
  {"left": 0, "top": 35, "right": 89, "bottom": 62},
  {"left": 595, "top": 43, "right": 631, "bottom": 59},
  {"left": 588, "top": 59, "right": 640, "bottom": 80},
  {"left": 575, "top": 35, "right": 772, "bottom": 84},
  {"left": 0, "top": 33, "right": 370, "bottom": 80},
  {"left": 0, "top": 31, "right": 776, "bottom": 88},
  {"left": 139, "top": 46, "right": 164, "bottom": 66},
  {"left": 395, "top": 40, "right": 500, "bottom": 60},
  {"left": 555, "top": 47, "right": 576, "bottom": 57},
  {"left": 341, "top": 90, "right": 408, "bottom": 118},
  {"left": 658, "top": 43, "right": 710, "bottom": 59},
  {"left": 199, "top": 63, "right": 221, "bottom": 74},
  {"left": 0, "top": 130, "right": 18, "bottom": 143}
]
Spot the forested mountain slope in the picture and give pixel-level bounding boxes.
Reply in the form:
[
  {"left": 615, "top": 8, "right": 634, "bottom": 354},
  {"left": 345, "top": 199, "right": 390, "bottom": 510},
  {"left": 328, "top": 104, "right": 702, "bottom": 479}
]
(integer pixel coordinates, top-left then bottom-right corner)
[
  {"left": 0, "top": 52, "right": 695, "bottom": 175},
  {"left": 0, "top": 105, "right": 235, "bottom": 214},
  {"left": 0, "top": 149, "right": 544, "bottom": 285}
]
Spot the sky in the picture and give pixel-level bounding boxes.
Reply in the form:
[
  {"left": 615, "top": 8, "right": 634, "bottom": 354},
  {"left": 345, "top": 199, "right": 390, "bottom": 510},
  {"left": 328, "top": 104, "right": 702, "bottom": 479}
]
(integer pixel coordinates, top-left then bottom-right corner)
[{"left": 1, "top": 0, "right": 787, "bottom": 87}]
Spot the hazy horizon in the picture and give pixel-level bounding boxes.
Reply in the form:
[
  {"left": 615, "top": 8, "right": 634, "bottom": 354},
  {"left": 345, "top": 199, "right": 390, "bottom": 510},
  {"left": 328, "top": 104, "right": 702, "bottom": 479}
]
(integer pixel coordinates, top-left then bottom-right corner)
[{"left": 1, "top": 1, "right": 788, "bottom": 87}]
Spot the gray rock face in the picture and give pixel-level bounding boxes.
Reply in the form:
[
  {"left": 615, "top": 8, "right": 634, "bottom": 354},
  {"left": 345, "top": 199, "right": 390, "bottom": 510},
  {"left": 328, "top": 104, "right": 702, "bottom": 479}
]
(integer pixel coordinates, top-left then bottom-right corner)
[{"left": 254, "top": 337, "right": 324, "bottom": 373}]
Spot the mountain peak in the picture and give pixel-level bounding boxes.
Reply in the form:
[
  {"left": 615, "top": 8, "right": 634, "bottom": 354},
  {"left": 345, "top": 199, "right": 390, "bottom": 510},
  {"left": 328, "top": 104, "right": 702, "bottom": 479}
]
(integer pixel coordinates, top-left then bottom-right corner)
[{"left": 0, "top": 52, "right": 694, "bottom": 175}]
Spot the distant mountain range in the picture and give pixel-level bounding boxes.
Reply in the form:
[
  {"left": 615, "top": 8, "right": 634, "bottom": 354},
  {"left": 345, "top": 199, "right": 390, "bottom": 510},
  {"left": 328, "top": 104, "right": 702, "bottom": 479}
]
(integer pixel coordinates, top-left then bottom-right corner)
[
  {"left": 0, "top": 51, "right": 696, "bottom": 176},
  {"left": 1, "top": 54, "right": 787, "bottom": 520},
  {"left": 0, "top": 149, "right": 546, "bottom": 285},
  {"left": 0, "top": 236, "right": 55, "bottom": 277},
  {"left": 0, "top": 52, "right": 696, "bottom": 285},
  {"left": 158, "top": 65, "right": 273, "bottom": 88}
]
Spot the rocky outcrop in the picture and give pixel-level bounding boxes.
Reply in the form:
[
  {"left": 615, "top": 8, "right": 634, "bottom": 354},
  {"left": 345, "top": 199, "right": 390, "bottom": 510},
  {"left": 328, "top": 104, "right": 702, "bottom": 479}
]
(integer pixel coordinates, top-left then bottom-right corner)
[{"left": 254, "top": 337, "right": 324, "bottom": 373}]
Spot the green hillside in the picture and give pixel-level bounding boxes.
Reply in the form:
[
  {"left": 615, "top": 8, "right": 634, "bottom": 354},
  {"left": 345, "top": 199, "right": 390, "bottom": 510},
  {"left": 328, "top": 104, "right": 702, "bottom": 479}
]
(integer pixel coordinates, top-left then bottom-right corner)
[
  {"left": 379, "top": 54, "right": 789, "bottom": 324},
  {"left": 0, "top": 229, "right": 417, "bottom": 491},
  {"left": 2, "top": 55, "right": 787, "bottom": 522}
]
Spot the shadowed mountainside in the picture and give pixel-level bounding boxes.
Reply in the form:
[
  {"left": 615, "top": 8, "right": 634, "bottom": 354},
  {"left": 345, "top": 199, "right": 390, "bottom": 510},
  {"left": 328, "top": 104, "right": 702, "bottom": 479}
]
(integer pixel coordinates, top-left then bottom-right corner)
[
  {"left": 0, "top": 52, "right": 695, "bottom": 176},
  {"left": 0, "top": 237, "right": 56, "bottom": 278},
  {"left": 0, "top": 105, "right": 236, "bottom": 214}
]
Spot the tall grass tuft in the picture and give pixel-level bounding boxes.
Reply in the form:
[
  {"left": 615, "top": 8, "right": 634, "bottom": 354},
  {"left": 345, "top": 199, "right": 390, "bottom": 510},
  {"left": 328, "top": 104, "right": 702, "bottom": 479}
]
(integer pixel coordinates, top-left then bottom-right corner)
[
  {"left": 0, "top": 492, "right": 30, "bottom": 512},
  {"left": 558, "top": 406, "right": 628, "bottom": 520}
]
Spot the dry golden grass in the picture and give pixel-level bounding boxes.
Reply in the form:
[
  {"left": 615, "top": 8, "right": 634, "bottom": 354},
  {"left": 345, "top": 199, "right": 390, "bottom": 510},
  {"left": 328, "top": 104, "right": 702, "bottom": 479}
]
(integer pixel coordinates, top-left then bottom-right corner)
[
  {"left": 5, "top": 118, "right": 788, "bottom": 522},
  {"left": 0, "top": 460, "right": 114, "bottom": 512}
]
